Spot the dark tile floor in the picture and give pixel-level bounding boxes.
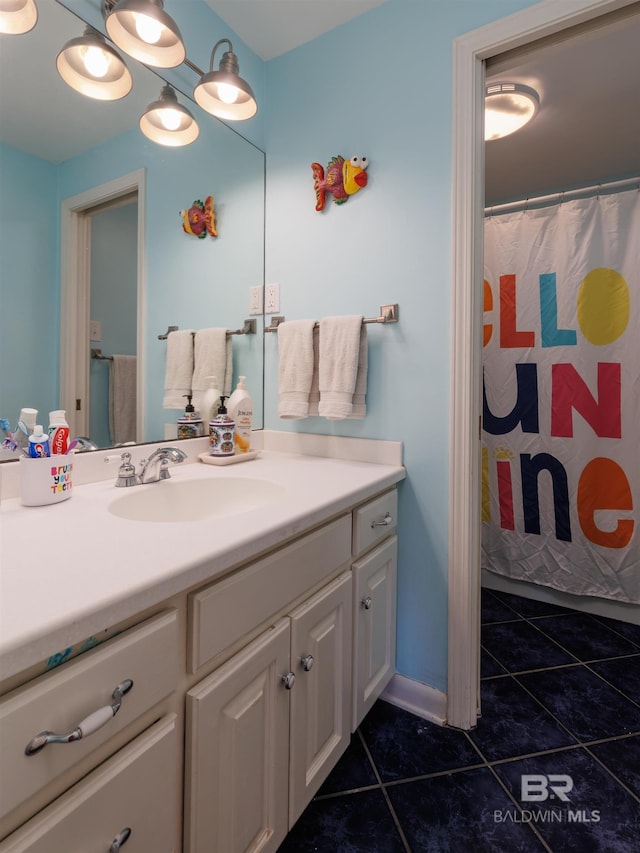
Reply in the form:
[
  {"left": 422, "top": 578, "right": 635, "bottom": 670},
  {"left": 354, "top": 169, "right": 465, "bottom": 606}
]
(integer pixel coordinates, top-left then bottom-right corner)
[{"left": 278, "top": 588, "right": 640, "bottom": 852}]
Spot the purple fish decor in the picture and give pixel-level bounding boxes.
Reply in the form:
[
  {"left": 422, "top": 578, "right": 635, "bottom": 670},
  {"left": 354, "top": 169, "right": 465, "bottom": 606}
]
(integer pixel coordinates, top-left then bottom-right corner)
[{"left": 311, "top": 155, "right": 368, "bottom": 211}]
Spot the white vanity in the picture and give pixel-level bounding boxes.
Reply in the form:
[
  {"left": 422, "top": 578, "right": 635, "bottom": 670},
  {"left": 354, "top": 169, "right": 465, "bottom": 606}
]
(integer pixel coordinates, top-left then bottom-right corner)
[{"left": 0, "top": 436, "right": 404, "bottom": 852}]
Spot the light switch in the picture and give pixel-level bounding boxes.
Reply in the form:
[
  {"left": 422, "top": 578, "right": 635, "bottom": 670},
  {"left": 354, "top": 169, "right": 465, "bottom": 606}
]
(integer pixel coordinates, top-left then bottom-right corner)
[{"left": 90, "top": 320, "right": 102, "bottom": 341}]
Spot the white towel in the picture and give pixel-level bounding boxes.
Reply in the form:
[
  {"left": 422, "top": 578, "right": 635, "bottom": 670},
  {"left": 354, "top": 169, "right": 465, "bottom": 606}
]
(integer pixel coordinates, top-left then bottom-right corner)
[
  {"left": 318, "top": 315, "right": 367, "bottom": 419},
  {"left": 192, "top": 328, "right": 232, "bottom": 410},
  {"left": 163, "top": 329, "right": 194, "bottom": 409},
  {"left": 277, "top": 319, "right": 317, "bottom": 419},
  {"left": 109, "top": 355, "right": 137, "bottom": 444}
]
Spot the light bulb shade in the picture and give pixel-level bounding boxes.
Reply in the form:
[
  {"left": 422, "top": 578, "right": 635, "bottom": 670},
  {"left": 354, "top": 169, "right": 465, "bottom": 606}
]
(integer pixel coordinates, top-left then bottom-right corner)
[
  {"left": 0, "top": 0, "right": 37, "bottom": 34},
  {"left": 194, "top": 41, "right": 257, "bottom": 121},
  {"left": 140, "top": 85, "right": 199, "bottom": 146},
  {"left": 485, "top": 82, "right": 539, "bottom": 141},
  {"left": 105, "top": 0, "right": 185, "bottom": 68},
  {"left": 56, "top": 27, "right": 132, "bottom": 101}
]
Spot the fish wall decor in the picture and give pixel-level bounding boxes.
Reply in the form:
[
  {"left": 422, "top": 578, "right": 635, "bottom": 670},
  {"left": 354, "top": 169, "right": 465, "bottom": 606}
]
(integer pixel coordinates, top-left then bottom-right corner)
[
  {"left": 311, "top": 155, "right": 368, "bottom": 211},
  {"left": 180, "top": 196, "right": 217, "bottom": 238}
]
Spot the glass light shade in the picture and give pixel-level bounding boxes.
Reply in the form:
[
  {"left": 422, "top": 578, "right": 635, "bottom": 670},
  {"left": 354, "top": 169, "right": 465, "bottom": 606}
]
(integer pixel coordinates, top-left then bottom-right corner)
[
  {"left": 105, "top": 0, "right": 184, "bottom": 68},
  {"left": 139, "top": 85, "right": 199, "bottom": 146},
  {"left": 485, "top": 83, "right": 539, "bottom": 141},
  {"left": 194, "top": 39, "right": 257, "bottom": 121},
  {"left": 0, "top": 0, "right": 37, "bottom": 34},
  {"left": 56, "top": 28, "right": 132, "bottom": 101}
]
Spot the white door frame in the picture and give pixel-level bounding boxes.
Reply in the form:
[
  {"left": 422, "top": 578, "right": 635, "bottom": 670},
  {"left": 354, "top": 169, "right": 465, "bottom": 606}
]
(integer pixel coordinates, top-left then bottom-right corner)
[
  {"left": 60, "top": 169, "right": 146, "bottom": 441},
  {"left": 447, "top": 0, "right": 637, "bottom": 730}
]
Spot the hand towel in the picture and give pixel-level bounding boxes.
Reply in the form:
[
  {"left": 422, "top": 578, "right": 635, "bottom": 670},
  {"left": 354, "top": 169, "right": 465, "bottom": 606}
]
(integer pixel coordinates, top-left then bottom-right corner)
[
  {"left": 308, "top": 325, "right": 321, "bottom": 416},
  {"left": 349, "top": 325, "right": 368, "bottom": 419},
  {"left": 192, "top": 328, "right": 232, "bottom": 410},
  {"left": 277, "top": 319, "right": 317, "bottom": 419},
  {"left": 318, "top": 315, "right": 366, "bottom": 419},
  {"left": 163, "top": 329, "right": 194, "bottom": 409},
  {"left": 109, "top": 355, "right": 137, "bottom": 444}
]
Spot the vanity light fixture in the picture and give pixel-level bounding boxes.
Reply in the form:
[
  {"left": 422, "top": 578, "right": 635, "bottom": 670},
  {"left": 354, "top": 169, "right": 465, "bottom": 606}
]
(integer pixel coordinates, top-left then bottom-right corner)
[
  {"left": 0, "top": 0, "right": 37, "bottom": 34},
  {"left": 139, "top": 84, "right": 199, "bottom": 146},
  {"left": 193, "top": 38, "right": 257, "bottom": 121},
  {"left": 56, "top": 26, "right": 132, "bottom": 101},
  {"left": 104, "top": 0, "right": 185, "bottom": 68},
  {"left": 485, "top": 82, "right": 540, "bottom": 141}
]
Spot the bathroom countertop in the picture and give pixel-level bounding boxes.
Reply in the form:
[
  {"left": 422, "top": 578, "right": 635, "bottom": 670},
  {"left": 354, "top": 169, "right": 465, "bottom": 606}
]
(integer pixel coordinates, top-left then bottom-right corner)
[{"left": 0, "top": 450, "right": 405, "bottom": 683}]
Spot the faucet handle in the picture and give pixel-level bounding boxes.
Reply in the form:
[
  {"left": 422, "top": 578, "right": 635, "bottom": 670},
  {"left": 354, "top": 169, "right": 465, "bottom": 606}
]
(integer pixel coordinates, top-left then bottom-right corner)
[{"left": 105, "top": 452, "right": 141, "bottom": 487}]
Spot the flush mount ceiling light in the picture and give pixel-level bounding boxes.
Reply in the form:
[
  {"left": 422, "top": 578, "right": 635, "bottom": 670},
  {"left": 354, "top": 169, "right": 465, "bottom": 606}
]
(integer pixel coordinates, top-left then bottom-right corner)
[
  {"left": 0, "top": 0, "right": 37, "bottom": 34},
  {"left": 56, "top": 26, "right": 132, "bottom": 101},
  {"left": 104, "top": 0, "right": 185, "bottom": 68},
  {"left": 193, "top": 38, "right": 257, "bottom": 121},
  {"left": 139, "top": 84, "right": 199, "bottom": 146},
  {"left": 485, "top": 82, "right": 540, "bottom": 141}
]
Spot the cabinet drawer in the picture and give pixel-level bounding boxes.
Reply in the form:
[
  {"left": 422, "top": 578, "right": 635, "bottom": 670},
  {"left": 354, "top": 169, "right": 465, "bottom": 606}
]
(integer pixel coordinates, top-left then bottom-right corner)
[
  {"left": 0, "top": 610, "right": 178, "bottom": 821},
  {"left": 189, "top": 515, "right": 351, "bottom": 673},
  {"left": 0, "top": 715, "right": 178, "bottom": 853},
  {"left": 352, "top": 489, "right": 397, "bottom": 558}
]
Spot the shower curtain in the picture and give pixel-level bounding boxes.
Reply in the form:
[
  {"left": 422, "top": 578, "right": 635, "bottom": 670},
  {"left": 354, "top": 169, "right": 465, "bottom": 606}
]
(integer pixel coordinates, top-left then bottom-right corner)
[{"left": 482, "top": 187, "right": 640, "bottom": 604}]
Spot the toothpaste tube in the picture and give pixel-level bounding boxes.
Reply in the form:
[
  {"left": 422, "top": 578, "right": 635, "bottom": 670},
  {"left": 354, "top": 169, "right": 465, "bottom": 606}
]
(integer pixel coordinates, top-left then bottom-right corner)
[{"left": 28, "top": 425, "right": 50, "bottom": 458}]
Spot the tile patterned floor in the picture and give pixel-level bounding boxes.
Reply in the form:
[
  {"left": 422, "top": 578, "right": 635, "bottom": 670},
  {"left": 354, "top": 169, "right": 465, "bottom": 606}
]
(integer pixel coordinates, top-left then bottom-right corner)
[{"left": 278, "top": 588, "right": 640, "bottom": 852}]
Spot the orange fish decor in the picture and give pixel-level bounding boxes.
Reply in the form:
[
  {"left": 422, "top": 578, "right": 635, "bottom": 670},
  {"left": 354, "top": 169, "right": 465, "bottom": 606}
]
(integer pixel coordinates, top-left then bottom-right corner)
[
  {"left": 311, "top": 155, "right": 368, "bottom": 211},
  {"left": 180, "top": 196, "right": 217, "bottom": 238}
]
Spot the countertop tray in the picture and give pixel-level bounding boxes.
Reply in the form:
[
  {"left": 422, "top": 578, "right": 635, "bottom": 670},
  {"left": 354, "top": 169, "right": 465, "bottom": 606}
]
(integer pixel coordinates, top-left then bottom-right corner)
[{"left": 198, "top": 450, "right": 260, "bottom": 466}]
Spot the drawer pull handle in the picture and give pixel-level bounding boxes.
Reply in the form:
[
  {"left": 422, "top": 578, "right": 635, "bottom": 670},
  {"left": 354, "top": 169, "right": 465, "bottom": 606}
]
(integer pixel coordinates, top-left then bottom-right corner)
[
  {"left": 300, "top": 654, "right": 314, "bottom": 671},
  {"left": 25, "top": 679, "right": 134, "bottom": 756},
  {"left": 371, "top": 512, "right": 392, "bottom": 529},
  {"left": 281, "top": 672, "right": 296, "bottom": 690},
  {"left": 362, "top": 596, "right": 373, "bottom": 610},
  {"left": 110, "top": 827, "right": 132, "bottom": 852}
]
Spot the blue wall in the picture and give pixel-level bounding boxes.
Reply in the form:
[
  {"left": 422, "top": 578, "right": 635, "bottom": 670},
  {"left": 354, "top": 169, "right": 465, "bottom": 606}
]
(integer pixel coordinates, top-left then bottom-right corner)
[{"left": 263, "top": 0, "right": 539, "bottom": 692}]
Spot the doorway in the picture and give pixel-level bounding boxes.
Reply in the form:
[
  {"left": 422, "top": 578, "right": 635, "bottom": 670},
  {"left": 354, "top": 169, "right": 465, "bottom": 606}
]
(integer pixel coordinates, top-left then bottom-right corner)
[
  {"left": 447, "top": 0, "right": 639, "bottom": 731},
  {"left": 60, "top": 170, "right": 145, "bottom": 443}
]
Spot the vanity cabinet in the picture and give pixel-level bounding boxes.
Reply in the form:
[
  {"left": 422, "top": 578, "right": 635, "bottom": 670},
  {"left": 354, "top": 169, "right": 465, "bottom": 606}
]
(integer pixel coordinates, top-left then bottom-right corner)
[{"left": 0, "top": 484, "right": 399, "bottom": 853}]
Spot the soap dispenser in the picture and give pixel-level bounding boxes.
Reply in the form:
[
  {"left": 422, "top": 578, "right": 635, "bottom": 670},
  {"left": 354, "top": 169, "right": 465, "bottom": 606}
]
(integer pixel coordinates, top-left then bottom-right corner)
[
  {"left": 201, "top": 375, "right": 221, "bottom": 424},
  {"left": 177, "top": 394, "right": 204, "bottom": 439},
  {"left": 208, "top": 396, "right": 235, "bottom": 456}
]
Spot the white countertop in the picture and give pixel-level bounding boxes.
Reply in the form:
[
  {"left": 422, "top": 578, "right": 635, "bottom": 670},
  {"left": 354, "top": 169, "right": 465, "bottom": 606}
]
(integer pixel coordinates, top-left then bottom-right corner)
[{"left": 0, "top": 448, "right": 404, "bottom": 682}]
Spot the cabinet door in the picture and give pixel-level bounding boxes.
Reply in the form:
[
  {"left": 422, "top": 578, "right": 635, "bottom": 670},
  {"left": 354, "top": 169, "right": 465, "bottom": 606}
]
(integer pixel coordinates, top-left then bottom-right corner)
[
  {"left": 288, "top": 572, "right": 352, "bottom": 828},
  {"left": 352, "top": 536, "right": 397, "bottom": 731},
  {"left": 0, "top": 715, "right": 178, "bottom": 853},
  {"left": 185, "top": 619, "right": 291, "bottom": 853}
]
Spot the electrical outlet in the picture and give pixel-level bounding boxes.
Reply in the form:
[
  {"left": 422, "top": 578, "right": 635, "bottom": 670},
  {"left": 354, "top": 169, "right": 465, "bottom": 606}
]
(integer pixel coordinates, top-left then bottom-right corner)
[
  {"left": 90, "top": 320, "right": 102, "bottom": 341},
  {"left": 265, "top": 282, "right": 280, "bottom": 313},
  {"left": 249, "top": 285, "right": 263, "bottom": 315}
]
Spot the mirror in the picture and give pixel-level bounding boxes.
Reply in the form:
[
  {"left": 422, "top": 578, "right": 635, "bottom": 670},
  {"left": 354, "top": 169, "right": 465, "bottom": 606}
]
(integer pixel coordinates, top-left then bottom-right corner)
[{"left": 0, "top": 0, "right": 265, "bottom": 458}]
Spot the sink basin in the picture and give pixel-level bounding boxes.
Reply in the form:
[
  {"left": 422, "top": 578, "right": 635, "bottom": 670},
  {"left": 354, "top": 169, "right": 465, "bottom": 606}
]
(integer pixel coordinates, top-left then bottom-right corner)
[{"left": 108, "top": 477, "right": 285, "bottom": 523}]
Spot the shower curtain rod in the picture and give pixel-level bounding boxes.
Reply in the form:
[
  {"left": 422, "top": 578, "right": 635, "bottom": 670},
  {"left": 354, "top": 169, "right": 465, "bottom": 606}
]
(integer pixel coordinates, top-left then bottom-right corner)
[{"left": 485, "top": 175, "right": 640, "bottom": 217}]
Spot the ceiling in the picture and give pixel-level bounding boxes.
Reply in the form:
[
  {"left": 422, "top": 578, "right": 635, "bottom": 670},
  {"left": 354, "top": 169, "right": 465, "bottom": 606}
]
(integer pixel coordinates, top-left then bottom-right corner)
[{"left": 1, "top": 0, "right": 639, "bottom": 201}]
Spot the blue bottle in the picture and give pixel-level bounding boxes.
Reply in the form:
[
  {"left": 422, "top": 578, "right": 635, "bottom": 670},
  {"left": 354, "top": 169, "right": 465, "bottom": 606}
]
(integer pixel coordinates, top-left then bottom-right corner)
[{"left": 28, "top": 425, "right": 50, "bottom": 458}]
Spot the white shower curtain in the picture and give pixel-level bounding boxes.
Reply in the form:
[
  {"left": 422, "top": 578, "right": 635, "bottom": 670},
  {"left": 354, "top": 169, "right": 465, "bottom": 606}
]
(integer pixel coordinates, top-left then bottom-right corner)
[{"left": 482, "top": 188, "right": 640, "bottom": 604}]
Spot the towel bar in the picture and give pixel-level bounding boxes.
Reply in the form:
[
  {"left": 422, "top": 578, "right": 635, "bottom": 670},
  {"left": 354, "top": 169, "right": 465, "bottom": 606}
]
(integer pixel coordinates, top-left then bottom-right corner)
[
  {"left": 158, "top": 319, "right": 257, "bottom": 340},
  {"left": 91, "top": 348, "right": 113, "bottom": 361},
  {"left": 264, "top": 304, "right": 399, "bottom": 333}
]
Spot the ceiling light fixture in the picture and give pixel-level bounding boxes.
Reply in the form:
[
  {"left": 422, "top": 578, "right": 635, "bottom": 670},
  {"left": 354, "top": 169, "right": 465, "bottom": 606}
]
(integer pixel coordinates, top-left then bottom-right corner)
[
  {"left": 56, "top": 26, "right": 132, "bottom": 101},
  {"left": 139, "top": 84, "right": 199, "bottom": 146},
  {"left": 193, "top": 38, "right": 257, "bottom": 121},
  {"left": 485, "top": 82, "right": 540, "bottom": 141},
  {"left": 104, "top": 0, "right": 185, "bottom": 68},
  {"left": 0, "top": 0, "right": 37, "bottom": 34}
]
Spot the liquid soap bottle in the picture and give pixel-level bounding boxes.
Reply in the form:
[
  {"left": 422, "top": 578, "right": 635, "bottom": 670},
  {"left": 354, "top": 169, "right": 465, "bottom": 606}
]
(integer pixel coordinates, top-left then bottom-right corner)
[
  {"left": 201, "top": 375, "right": 221, "bottom": 424},
  {"left": 209, "top": 396, "right": 235, "bottom": 456},
  {"left": 227, "top": 376, "right": 253, "bottom": 453},
  {"left": 177, "top": 394, "right": 204, "bottom": 439}
]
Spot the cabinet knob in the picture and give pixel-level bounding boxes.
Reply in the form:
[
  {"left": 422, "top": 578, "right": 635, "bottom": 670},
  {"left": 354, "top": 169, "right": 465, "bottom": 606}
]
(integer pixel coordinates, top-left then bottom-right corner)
[
  {"left": 300, "top": 654, "right": 314, "bottom": 671},
  {"left": 371, "top": 512, "right": 392, "bottom": 529},
  {"left": 362, "top": 596, "right": 373, "bottom": 610},
  {"left": 281, "top": 672, "right": 296, "bottom": 690},
  {"left": 110, "top": 827, "right": 132, "bottom": 852},
  {"left": 24, "top": 679, "right": 134, "bottom": 756}
]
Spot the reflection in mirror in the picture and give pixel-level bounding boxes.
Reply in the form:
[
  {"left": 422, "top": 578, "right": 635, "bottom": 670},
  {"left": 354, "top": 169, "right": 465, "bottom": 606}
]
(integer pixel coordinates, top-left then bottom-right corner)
[{"left": 0, "top": 0, "right": 265, "bottom": 460}]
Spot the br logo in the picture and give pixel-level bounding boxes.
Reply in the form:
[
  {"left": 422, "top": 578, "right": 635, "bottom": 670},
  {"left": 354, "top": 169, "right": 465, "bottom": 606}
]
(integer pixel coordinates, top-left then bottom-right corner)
[{"left": 521, "top": 775, "right": 573, "bottom": 802}]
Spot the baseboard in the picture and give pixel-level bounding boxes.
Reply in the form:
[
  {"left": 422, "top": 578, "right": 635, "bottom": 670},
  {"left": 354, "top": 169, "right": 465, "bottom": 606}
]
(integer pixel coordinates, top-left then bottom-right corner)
[{"left": 381, "top": 674, "right": 447, "bottom": 726}]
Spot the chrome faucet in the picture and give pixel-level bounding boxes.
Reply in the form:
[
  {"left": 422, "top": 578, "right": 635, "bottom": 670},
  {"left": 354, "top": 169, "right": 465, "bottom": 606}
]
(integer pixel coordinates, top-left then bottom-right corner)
[{"left": 138, "top": 446, "right": 187, "bottom": 484}]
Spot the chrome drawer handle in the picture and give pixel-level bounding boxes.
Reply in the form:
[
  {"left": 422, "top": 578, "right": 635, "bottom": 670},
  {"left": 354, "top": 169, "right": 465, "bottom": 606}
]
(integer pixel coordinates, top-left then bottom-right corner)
[
  {"left": 371, "top": 512, "right": 392, "bottom": 529},
  {"left": 300, "top": 654, "right": 314, "bottom": 672},
  {"left": 110, "top": 827, "right": 132, "bottom": 852},
  {"left": 362, "top": 596, "right": 373, "bottom": 610},
  {"left": 25, "top": 679, "right": 134, "bottom": 756},
  {"left": 281, "top": 672, "right": 296, "bottom": 690}
]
